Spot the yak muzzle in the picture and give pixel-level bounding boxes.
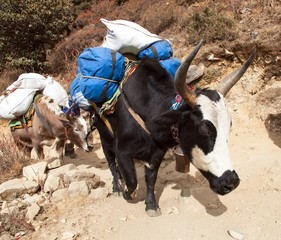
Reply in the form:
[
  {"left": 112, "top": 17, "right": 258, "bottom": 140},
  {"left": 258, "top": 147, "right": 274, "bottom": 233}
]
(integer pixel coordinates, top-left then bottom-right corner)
[{"left": 209, "top": 170, "right": 240, "bottom": 195}]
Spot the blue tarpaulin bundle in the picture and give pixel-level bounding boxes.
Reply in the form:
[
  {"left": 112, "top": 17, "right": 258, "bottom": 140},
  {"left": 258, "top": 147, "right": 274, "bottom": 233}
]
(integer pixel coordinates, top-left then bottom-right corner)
[{"left": 69, "top": 47, "right": 125, "bottom": 104}]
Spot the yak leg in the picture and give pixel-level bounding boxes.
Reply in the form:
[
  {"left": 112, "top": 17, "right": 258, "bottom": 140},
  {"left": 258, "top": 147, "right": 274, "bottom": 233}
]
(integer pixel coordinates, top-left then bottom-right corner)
[
  {"left": 94, "top": 115, "right": 122, "bottom": 194},
  {"left": 44, "top": 138, "right": 60, "bottom": 160},
  {"left": 117, "top": 153, "right": 137, "bottom": 200},
  {"left": 100, "top": 139, "right": 122, "bottom": 194},
  {"left": 107, "top": 152, "right": 122, "bottom": 194},
  {"left": 144, "top": 150, "right": 165, "bottom": 217},
  {"left": 144, "top": 164, "right": 162, "bottom": 216},
  {"left": 31, "top": 142, "right": 44, "bottom": 160},
  {"left": 43, "top": 138, "right": 65, "bottom": 166},
  {"left": 64, "top": 141, "right": 76, "bottom": 158},
  {"left": 10, "top": 130, "right": 32, "bottom": 158},
  {"left": 55, "top": 138, "right": 66, "bottom": 161}
]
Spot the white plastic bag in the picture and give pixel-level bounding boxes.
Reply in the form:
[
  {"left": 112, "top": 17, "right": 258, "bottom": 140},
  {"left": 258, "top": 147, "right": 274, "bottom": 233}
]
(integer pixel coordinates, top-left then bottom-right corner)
[
  {"left": 0, "top": 89, "right": 38, "bottom": 119},
  {"left": 101, "top": 18, "right": 163, "bottom": 54},
  {"left": 42, "top": 76, "right": 68, "bottom": 107},
  {"left": 7, "top": 73, "right": 47, "bottom": 91}
]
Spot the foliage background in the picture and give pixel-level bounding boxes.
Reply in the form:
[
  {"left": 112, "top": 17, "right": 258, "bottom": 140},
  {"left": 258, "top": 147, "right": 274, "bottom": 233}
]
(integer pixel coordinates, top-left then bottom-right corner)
[
  {"left": 0, "top": 0, "right": 95, "bottom": 74},
  {"left": 0, "top": 0, "right": 280, "bottom": 91}
]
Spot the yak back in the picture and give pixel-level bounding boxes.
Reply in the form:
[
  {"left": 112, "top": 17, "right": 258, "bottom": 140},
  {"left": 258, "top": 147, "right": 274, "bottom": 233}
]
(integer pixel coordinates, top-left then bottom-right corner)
[
  {"left": 31, "top": 95, "right": 67, "bottom": 140},
  {"left": 122, "top": 58, "right": 177, "bottom": 121},
  {"left": 108, "top": 57, "right": 181, "bottom": 151}
]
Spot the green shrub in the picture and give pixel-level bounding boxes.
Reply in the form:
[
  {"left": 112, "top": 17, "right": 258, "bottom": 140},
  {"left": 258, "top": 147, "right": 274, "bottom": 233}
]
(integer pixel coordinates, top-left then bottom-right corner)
[
  {"left": 185, "top": 7, "right": 238, "bottom": 44},
  {"left": 0, "top": 0, "right": 76, "bottom": 73},
  {"left": 47, "top": 27, "right": 103, "bottom": 74},
  {"left": 141, "top": 2, "right": 176, "bottom": 34}
]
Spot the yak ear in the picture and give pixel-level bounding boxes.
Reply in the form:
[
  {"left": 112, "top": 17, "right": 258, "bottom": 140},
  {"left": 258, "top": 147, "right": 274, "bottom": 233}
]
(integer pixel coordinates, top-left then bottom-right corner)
[
  {"left": 151, "top": 110, "right": 183, "bottom": 146},
  {"left": 59, "top": 118, "right": 72, "bottom": 129}
]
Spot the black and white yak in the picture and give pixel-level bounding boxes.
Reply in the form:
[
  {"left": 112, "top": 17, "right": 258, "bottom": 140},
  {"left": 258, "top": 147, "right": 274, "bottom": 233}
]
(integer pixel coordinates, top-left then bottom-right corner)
[{"left": 91, "top": 40, "right": 256, "bottom": 216}]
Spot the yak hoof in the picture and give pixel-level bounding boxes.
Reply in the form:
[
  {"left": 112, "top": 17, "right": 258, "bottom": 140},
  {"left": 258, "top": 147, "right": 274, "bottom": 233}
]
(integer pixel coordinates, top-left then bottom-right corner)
[
  {"left": 146, "top": 208, "right": 162, "bottom": 217},
  {"left": 112, "top": 191, "right": 122, "bottom": 197},
  {"left": 123, "top": 191, "right": 132, "bottom": 200},
  {"left": 123, "top": 190, "right": 137, "bottom": 200}
]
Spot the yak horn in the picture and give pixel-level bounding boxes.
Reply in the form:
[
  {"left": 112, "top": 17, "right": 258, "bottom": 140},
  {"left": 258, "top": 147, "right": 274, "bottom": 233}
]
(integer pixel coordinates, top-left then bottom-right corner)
[
  {"left": 216, "top": 48, "right": 257, "bottom": 96},
  {"left": 64, "top": 102, "right": 75, "bottom": 120},
  {"left": 174, "top": 40, "right": 203, "bottom": 107}
]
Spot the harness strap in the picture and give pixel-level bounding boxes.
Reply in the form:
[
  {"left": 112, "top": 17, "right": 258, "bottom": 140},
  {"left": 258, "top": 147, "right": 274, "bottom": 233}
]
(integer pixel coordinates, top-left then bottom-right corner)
[
  {"left": 109, "top": 50, "right": 117, "bottom": 79},
  {"left": 33, "top": 102, "right": 54, "bottom": 136},
  {"left": 17, "top": 116, "right": 29, "bottom": 132},
  {"left": 92, "top": 102, "right": 114, "bottom": 136},
  {"left": 118, "top": 63, "right": 151, "bottom": 135},
  {"left": 119, "top": 89, "right": 150, "bottom": 135},
  {"left": 148, "top": 45, "right": 158, "bottom": 59}
]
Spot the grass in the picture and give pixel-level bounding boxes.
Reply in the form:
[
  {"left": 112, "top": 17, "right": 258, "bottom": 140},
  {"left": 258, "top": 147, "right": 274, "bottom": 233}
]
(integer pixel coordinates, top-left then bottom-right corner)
[
  {"left": 186, "top": 7, "right": 238, "bottom": 44},
  {"left": 0, "top": 127, "right": 31, "bottom": 184},
  {"left": 0, "top": 211, "right": 34, "bottom": 237},
  {"left": 0, "top": 124, "right": 35, "bottom": 237}
]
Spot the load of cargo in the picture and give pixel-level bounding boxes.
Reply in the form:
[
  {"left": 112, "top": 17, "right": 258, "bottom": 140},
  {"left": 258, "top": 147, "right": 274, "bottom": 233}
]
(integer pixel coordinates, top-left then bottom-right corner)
[
  {"left": 0, "top": 73, "right": 68, "bottom": 120},
  {"left": 0, "top": 19, "right": 203, "bottom": 119},
  {"left": 69, "top": 18, "right": 184, "bottom": 108}
]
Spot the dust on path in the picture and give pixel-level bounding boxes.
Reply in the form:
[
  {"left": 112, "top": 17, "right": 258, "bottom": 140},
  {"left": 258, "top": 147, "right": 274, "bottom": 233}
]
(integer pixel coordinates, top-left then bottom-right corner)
[{"left": 25, "top": 89, "right": 281, "bottom": 240}]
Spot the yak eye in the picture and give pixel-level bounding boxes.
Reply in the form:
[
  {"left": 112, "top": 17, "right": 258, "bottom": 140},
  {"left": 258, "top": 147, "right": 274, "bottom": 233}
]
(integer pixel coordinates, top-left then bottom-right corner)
[
  {"left": 74, "top": 126, "right": 80, "bottom": 132},
  {"left": 199, "top": 123, "right": 212, "bottom": 137}
]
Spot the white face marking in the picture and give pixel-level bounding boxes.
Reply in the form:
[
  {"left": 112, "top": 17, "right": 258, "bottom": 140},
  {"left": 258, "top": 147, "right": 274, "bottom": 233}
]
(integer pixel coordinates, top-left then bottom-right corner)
[
  {"left": 77, "top": 117, "right": 88, "bottom": 136},
  {"left": 42, "top": 96, "right": 62, "bottom": 116},
  {"left": 72, "top": 116, "right": 89, "bottom": 151},
  {"left": 191, "top": 93, "right": 233, "bottom": 177}
]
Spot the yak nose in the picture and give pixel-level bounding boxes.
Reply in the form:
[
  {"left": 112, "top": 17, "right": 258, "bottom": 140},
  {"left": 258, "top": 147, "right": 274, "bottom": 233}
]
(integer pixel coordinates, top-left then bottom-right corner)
[
  {"left": 209, "top": 170, "right": 240, "bottom": 195},
  {"left": 84, "top": 146, "right": 90, "bottom": 152},
  {"left": 219, "top": 170, "right": 240, "bottom": 195},
  {"left": 222, "top": 183, "right": 237, "bottom": 194},
  {"left": 81, "top": 142, "right": 90, "bottom": 152}
]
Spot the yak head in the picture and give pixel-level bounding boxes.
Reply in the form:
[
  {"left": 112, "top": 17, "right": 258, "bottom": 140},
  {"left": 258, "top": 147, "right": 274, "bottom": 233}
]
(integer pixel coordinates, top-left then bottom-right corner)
[
  {"left": 59, "top": 104, "right": 90, "bottom": 152},
  {"left": 166, "top": 41, "right": 256, "bottom": 195}
]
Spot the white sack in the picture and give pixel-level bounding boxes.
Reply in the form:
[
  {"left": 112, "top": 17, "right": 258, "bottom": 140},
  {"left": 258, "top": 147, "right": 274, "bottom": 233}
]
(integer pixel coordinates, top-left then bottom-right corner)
[
  {"left": 100, "top": 18, "right": 163, "bottom": 54},
  {"left": 7, "top": 73, "right": 47, "bottom": 91},
  {"left": 42, "top": 77, "right": 68, "bottom": 107},
  {"left": 0, "top": 89, "right": 38, "bottom": 119}
]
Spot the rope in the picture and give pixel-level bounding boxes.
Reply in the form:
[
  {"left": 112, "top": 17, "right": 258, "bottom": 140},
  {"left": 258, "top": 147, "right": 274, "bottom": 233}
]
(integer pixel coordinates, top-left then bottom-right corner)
[{"left": 33, "top": 102, "right": 54, "bottom": 136}]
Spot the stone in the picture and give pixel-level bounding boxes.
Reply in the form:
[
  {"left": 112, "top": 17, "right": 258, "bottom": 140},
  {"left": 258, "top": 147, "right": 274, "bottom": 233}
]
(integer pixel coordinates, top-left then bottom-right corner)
[
  {"left": 44, "top": 175, "right": 64, "bottom": 193},
  {"left": 64, "top": 169, "right": 100, "bottom": 189},
  {"left": 23, "top": 193, "right": 45, "bottom": 205},
  {"left": 68, "top": 181, "right": 90, "bottom": 197},
  {"left": 1, "top": 200, "right": 8, "bottom": 210},
  {"left": 14, "top": 232, "right": 25, "bottom": 239},
  {"left": 0, "top": 205, "right": 19, "bottom": 215},
  {"left": 207, "top": 53, "right": 220, "bottom": 61},
  {"left": 228, "top": 229, "right": 244, "bottom": 240},
  {"left": 48, "top": 164, "right": 77, "bottom": 177},
  {"left": 51, "top": 188, "right": 69, "bottom": 203},
  {"left": 0, "top": 178, "right": 39, "bottom": 200},
  {"left": 47, "top": 159, "right": 63, "bottom": 169},
  {"left": 62, "top": 231, "right": 76, "bottom": 240},
  {"left": 22, "top": 162, "right": 48, "bottom": 183},
  {"left": 26, "top": 202, "right": 40, "bottom": 221},
  {"left": 89, "top": 187, "right": 109, "bottom": 199}
]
